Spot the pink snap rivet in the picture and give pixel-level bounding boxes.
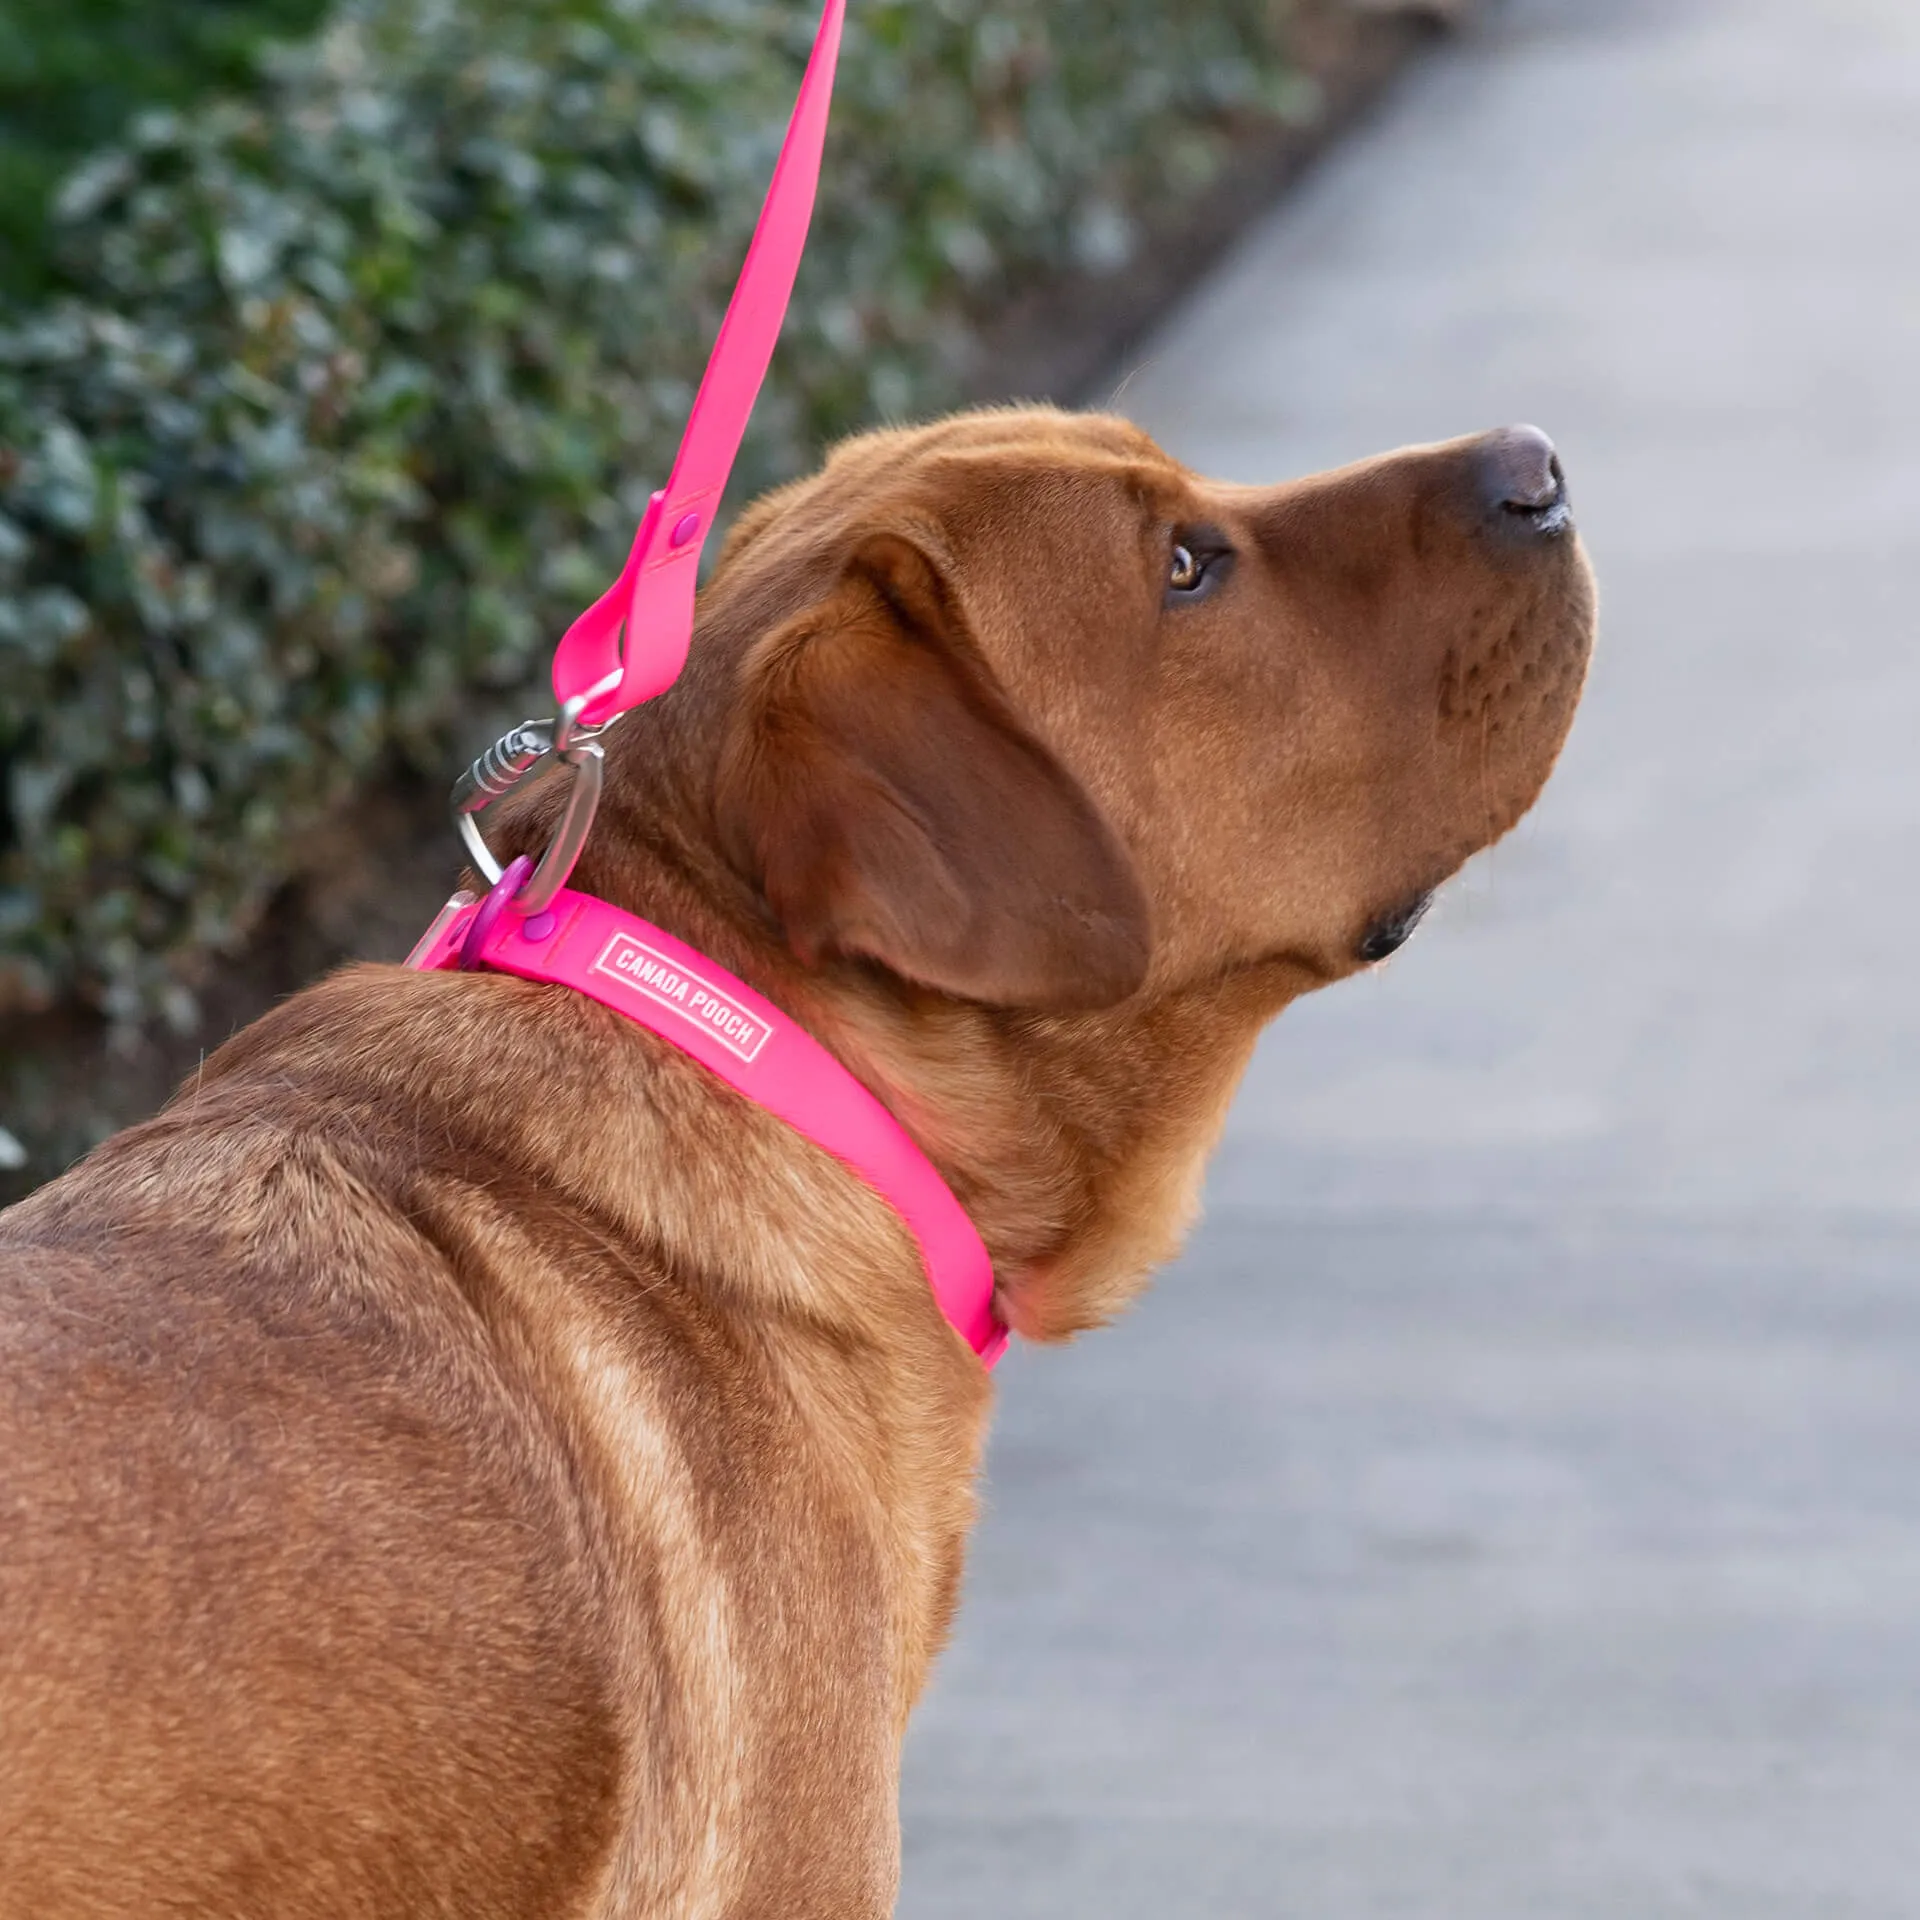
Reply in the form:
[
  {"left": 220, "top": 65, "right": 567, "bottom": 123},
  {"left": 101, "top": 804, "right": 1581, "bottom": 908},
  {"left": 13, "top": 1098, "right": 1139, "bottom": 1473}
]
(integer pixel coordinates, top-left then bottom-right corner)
[
  {"left": 522, "top": 910, "right": 557, "bottom": 943},
  {"left": 669, "top": 511, "right": 702, "bottom": 549}
]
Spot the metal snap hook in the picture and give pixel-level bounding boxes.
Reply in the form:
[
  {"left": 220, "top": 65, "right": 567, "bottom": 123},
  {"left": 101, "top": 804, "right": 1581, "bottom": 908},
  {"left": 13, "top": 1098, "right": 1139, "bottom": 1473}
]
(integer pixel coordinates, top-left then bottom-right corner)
[{"left": 450, "top": 666, "right": 622, "bottom": 907}]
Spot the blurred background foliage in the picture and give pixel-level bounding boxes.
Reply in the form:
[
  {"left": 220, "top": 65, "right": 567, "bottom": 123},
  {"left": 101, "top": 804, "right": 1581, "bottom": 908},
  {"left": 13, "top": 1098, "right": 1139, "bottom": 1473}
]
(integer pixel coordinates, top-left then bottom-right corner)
[
  {"left": 0, "top": 0, "right": 1317, "bottom": 1033},
  {"left": 0, "top": 0, "right": 330, "bottom": 297}
]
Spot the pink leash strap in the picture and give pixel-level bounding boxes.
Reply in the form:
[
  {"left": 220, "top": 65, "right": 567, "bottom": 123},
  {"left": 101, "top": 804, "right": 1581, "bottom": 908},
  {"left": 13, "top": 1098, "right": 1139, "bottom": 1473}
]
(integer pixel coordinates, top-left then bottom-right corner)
[
  {"left": 408, "top": 881, "right": 1008, "bottom": 1367},
  {"left": 550, "top": 0, "right": 848, "bottom": 730}
]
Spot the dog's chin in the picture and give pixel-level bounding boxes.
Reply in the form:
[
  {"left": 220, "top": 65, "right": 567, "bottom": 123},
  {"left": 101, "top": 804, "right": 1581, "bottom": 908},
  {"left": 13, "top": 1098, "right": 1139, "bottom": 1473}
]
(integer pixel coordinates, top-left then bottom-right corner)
[{"left": 1356, "top": 890, "right": 1435, "bottom": 964}]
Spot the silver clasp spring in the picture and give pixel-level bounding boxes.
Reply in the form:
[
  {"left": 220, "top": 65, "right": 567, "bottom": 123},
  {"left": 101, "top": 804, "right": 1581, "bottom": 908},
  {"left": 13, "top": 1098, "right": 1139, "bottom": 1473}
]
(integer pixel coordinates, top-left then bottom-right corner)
[{"left": 450, "top": 668, "right": 623, "bottom": 914}]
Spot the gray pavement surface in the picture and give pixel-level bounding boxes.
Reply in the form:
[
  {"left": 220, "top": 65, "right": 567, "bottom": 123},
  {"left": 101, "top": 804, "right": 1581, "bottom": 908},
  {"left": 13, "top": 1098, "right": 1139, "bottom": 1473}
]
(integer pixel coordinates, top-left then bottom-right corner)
[{"left": 898, "top": 0, "right": 1920, "bottom": 1913}]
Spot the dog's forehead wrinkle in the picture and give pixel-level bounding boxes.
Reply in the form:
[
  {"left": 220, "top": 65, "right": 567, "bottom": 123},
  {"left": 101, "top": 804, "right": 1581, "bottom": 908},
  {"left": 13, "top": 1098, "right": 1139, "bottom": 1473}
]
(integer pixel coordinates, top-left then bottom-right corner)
[
  {"left": 741, "top": 414, "right": 1195, "bottom": 613},
  {"left": 919, "top": 472, "right": 1176, "bottom": 618}
]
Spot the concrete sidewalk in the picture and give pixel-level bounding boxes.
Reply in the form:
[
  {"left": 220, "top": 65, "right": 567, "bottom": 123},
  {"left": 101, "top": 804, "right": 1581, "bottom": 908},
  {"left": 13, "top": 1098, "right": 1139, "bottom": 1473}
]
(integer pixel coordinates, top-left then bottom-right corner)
[{"left": 900, "top": 1, "right": 1920, "bottom": 1913}]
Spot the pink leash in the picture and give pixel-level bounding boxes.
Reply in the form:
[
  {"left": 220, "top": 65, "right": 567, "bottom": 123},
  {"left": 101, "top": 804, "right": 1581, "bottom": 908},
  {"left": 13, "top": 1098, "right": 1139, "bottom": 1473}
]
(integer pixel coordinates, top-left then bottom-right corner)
[
  {"left": 550, "top": 0, "right": 848, "bottom": 731},
  {"left": 411, "top": 0, "right": 1007, "bottom": 1368}
]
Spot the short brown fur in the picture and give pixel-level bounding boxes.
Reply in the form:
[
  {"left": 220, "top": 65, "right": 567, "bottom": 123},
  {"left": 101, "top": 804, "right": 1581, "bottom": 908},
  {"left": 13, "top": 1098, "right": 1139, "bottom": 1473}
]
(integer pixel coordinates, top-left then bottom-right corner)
[{"left": 0, "top": 408, "right": 1593, "bottom": 1916}]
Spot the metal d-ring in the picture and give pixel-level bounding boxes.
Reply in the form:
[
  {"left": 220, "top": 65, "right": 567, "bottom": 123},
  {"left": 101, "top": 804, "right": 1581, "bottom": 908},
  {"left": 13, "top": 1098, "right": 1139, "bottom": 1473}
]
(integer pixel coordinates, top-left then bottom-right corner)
[
  {"left": 450, "top": 666, "right": 623, "bottom": 909},
  {"left": 516, "top": 738, "right": 604, "bottom": 913}
]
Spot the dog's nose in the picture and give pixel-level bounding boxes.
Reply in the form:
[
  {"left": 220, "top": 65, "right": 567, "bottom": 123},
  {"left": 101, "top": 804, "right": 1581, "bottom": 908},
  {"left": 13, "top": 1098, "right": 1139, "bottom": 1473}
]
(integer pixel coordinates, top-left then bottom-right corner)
[{"left": 1475, "top": 425, "right": 1570, "bottom": 535}]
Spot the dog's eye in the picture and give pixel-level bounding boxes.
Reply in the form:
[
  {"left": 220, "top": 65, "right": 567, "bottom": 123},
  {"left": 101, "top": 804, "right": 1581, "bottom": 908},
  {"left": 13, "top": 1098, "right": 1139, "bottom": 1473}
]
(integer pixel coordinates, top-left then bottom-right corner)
[{"left": 1166, "top": 530, "right": 1232, "bottom": 604}]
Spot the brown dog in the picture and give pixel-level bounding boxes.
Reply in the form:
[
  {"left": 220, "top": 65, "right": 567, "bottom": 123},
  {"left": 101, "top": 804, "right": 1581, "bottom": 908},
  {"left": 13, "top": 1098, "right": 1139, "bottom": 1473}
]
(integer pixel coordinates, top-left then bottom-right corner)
[{"left": 0, "top": 408, "right": 1592, "bottom": 1917}]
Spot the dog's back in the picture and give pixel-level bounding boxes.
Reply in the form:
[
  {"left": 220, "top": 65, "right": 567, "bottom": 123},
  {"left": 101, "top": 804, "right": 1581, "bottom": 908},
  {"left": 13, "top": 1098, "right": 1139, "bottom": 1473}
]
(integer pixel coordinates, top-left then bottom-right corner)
[
  {"left": 0, "top": 962, "right": 960, "bottom": 1918},
  {"left": 0, "top": 1073, "right": 625, "bottom": 1917}
]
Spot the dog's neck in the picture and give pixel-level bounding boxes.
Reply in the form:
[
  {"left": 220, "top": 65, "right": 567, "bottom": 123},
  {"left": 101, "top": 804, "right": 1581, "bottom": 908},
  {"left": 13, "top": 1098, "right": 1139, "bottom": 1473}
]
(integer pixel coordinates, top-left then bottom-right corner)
[{"left": 522, "top": 716, "right": 1299, "bottom": 1341}]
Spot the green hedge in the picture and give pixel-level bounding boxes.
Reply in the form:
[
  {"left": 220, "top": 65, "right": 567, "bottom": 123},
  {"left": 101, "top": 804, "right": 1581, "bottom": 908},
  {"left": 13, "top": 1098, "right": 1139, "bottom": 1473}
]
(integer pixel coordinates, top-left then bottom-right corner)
[
  {"left": 0, "top": 0, "right": 331, "bottom": 298},
  {"left": 0, "top": 0, "right": 1313, "bottom": 1030}
]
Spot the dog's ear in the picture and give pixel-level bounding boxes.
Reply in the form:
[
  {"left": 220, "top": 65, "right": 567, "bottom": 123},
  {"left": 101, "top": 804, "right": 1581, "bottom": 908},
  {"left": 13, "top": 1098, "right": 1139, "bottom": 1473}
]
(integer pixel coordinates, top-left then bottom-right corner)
[{"left": 715, "top": 532, "right": 1151, "bottom": 1009}]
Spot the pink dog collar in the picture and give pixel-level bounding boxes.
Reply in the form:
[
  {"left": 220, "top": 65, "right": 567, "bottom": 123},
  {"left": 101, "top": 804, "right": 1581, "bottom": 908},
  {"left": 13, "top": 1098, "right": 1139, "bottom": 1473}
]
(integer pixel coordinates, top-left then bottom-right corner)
[{"left": 407, "top": 872, "right": 1008, "bottom": 1368}]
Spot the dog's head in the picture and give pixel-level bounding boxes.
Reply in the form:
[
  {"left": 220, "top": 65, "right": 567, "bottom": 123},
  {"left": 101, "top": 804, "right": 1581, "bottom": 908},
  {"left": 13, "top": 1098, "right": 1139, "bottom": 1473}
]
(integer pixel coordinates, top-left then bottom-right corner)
[
  {"left": 702, "top": 407, "right": 1591, "bottom": 1007},
  {"left": 562, "top": 406, "right": 1594, "bottom": 1333}
]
